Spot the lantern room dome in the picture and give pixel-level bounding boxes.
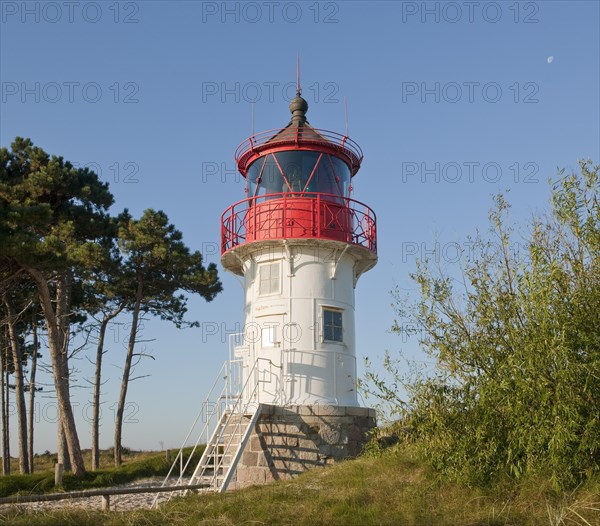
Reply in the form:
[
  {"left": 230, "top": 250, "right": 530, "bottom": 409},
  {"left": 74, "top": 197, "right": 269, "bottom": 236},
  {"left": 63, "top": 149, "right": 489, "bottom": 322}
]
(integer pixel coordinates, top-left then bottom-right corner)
[
  {"left": 235, "top": 91, "right": 363, "bottom": 178},
  {"left": 222, "top": 85, "right": 377, "bottom": 271}
]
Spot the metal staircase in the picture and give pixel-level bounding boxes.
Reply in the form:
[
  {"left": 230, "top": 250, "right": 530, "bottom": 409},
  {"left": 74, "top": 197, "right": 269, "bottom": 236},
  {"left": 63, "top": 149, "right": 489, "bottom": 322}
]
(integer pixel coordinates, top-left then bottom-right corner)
[
  {"left": 187, "top": 406, "right": 261, "bottom": 492},
  {"left": 152, "top": 343, "right": 265, "bottom": 507}
]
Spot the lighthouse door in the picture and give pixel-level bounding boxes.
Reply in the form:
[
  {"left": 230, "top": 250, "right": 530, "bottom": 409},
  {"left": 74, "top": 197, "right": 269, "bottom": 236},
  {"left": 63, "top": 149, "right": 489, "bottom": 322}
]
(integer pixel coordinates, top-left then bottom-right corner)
[{"left": 255, "top": 315, "right": 285, "bottom": 404}]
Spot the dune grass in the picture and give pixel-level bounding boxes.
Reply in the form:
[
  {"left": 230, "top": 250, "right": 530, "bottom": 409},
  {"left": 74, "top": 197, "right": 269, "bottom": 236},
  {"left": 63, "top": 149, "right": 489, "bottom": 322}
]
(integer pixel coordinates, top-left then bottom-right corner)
[{"left": 1, "top": 447, "right": 598, "bottom": 526}]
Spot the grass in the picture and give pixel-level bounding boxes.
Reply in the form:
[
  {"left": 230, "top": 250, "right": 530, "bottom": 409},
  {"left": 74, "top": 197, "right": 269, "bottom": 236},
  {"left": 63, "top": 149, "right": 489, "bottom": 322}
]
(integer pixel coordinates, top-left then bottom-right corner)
[
  {"left": 8, "top": 448, "right": 159, "bottom": 474},
  {"left": 0, "top": 447, "right": 205, "bottom": 498},
  {"left": 0, "top": 447, "right": 598, "bottom": 525}
]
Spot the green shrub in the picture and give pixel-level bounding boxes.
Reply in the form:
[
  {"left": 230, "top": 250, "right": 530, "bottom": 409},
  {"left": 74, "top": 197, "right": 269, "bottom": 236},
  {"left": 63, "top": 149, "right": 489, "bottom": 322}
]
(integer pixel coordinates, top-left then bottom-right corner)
[{"left": 368, "top": 161, "right": 600, "bottom": 490}]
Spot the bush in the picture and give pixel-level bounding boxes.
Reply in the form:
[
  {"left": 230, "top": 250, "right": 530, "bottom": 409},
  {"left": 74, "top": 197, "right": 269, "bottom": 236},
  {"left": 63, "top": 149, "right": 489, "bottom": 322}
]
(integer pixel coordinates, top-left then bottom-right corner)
[{"left": 368, "top": 161, "right": 600, "bottom": 489}]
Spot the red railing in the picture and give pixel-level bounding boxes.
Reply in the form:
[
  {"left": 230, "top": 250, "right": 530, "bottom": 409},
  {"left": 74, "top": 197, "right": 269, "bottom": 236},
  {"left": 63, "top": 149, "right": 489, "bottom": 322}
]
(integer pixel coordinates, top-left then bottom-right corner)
[
  {"left": 235, "top": 128, "right": 364, "bottom": 176},
  {"left": 221, "top": 192, "right": 377, "bottom": 255}
]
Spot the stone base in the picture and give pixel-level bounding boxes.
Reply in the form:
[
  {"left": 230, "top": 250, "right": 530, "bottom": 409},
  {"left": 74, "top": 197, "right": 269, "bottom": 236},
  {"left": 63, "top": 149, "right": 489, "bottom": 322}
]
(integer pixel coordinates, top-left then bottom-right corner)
[{"left": 229, "top": 404, "right": 376, "bottom": 489}]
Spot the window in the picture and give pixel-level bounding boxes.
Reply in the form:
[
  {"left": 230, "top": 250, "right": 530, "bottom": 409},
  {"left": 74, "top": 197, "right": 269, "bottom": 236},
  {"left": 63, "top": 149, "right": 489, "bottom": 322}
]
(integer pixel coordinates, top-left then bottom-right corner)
[
  {"left": 259, "top": 262, "right": 280, "bottom": 295},
  {"left": 262, "top": 325, "right": 276, "bottom": 348},
  {"left": 323, "top": 308, "right": 343, "bottom": 342},
  {"left": 245, "top": 151, "right": 351, "bottom": 200}
]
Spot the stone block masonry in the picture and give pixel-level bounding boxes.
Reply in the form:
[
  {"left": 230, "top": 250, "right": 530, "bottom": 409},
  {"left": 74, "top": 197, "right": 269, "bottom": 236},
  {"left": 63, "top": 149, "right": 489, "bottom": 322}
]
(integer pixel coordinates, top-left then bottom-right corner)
[{"left": 229, "top": 405, "right": 376, "bottom": 489}]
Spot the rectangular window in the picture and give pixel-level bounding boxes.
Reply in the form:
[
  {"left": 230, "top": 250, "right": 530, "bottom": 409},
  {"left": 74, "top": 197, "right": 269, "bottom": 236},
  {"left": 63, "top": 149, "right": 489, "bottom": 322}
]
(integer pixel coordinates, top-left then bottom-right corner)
[
  {"left": 259, "top": 261, "right": 280, "bottom": 296},
  {"left": 262, "top": 326, "right": 276, "bottom": 348},
  {"left": 323, "top": 308, "right": 343, "bottom": 343}
]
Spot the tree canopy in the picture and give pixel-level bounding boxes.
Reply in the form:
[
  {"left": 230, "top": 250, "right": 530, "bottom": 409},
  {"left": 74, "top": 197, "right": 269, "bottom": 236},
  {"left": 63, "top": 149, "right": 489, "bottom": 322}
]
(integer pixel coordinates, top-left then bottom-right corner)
[{"left": 1, "top": 137, "right": 223, "bottom": 476}]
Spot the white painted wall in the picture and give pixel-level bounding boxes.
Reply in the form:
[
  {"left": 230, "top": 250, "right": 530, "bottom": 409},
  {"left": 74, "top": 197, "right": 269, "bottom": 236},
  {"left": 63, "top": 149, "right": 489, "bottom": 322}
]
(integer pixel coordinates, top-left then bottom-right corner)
[{"left": 233, "top": 240, "right": 371, "bottom": 406}]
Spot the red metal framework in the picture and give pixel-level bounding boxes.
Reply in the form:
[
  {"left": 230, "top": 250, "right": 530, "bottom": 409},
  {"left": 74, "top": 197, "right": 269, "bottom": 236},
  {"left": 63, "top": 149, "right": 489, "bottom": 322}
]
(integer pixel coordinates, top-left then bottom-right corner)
[
  {"left": 235, "top": 128, "right": 364, "bottom": 177},
  {"left": 221, "top": 192, "right": 377, "bottom": 255}
]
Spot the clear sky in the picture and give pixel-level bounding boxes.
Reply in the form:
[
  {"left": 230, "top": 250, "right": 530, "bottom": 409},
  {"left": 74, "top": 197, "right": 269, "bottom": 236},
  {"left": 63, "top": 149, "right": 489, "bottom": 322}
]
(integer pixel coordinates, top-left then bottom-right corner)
[{"left": 1, "top": 0, "right": 599, "bottom": 454}]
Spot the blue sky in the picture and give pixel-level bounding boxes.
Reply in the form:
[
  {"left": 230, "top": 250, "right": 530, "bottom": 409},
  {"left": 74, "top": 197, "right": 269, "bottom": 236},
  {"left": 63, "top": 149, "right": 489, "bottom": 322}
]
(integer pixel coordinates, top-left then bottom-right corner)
[{"left": 1, "top": 0, "right": 599, "bottom": 454}]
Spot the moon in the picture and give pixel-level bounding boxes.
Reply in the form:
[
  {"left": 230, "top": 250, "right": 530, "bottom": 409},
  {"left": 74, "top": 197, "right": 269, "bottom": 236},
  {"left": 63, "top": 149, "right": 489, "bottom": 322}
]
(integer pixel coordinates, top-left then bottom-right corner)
[{"left": 547, "top": 56, "right": 554, "bottom": 64}]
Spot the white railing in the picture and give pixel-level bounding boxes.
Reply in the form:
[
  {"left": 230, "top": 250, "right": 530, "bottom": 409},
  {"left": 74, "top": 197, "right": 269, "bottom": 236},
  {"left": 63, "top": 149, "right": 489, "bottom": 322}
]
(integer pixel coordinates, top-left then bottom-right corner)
[
  {"left": 188, "top": 359, "right": 264, "bottom": 492},
  {"left": 153, "top": 337, "right": 359, "bottom": 506},
  {"left": 151, "top": 358, "right": 240, "bottom": 506},
  {"left": 153, "top": 338, "right": 284, "bottom": 506}
]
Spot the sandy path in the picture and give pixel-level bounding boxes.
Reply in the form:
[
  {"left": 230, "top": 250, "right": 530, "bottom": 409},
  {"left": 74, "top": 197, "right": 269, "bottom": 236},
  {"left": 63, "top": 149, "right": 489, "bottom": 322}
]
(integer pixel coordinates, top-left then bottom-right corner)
[{"left": 3, "top": 477, "right": 191, "bottom": 513}]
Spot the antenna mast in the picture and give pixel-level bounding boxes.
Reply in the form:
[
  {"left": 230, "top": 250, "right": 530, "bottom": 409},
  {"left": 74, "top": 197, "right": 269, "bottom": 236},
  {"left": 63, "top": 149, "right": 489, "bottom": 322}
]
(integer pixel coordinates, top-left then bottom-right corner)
[
  {"left": 296, "top": 53, "right": 301, "bottom": 95},
  {"left": 344, "top": 96, "right": 349, "bottom": 136}
]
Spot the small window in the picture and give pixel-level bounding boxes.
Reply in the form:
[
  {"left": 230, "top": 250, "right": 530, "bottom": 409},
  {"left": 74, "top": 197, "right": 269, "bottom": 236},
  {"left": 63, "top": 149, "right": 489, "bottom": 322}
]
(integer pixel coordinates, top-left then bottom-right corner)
[
  {"left": 259, "top": 262, "right": 280, "bottom": 296},
  {"left": 262, "top": 326, "right": 276, "bottom": 348},
  {"left": 323, "top": 308, "right": 343, "bottom": 342}
]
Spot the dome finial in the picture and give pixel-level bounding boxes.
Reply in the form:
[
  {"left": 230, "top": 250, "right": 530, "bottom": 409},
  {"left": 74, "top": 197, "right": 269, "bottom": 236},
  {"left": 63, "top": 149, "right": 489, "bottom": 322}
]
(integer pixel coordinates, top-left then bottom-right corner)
[
  {"left": 289, "top": 93, "right": 308, "bottom": 124},
  {"left": 290, "top": 54, "right": 308, "bottom": 125}
]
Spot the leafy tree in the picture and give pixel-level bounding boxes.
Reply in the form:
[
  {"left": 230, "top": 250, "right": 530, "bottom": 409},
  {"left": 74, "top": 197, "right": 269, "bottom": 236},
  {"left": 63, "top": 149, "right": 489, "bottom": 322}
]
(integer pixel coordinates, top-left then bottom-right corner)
[
  {"left": 367, "top": 161, "right": 600, "bottom": 489},
  {"left": 0, "top": 137, "right": 115, "bottom": 477},
  {"left": 113, "top": 209, "right": 222, "bottom": 466}
]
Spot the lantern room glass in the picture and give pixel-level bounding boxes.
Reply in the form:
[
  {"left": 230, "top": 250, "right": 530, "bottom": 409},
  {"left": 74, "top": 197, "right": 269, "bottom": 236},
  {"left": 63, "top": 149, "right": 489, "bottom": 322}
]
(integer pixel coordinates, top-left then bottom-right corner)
[{"left": 246, "top": 151, "right": 351, "bottom": 201}]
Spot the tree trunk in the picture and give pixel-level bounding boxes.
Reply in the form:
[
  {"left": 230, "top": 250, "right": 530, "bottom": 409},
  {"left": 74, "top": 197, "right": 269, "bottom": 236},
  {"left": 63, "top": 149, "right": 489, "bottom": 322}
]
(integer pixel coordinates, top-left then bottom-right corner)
[
  {"left": 55, "top": 297, "right": 72, "bottom": 475},
  {"left": 3, "top": 297, "right": 30, "bottom": 474},
  {"left": 26, "top": 268, "right": 85, "bottom": 477},
  {"left": 55, "top": 286, "right": 72, "bottom": 474},
  {"left": 0, "top": 339, "right": 4, "bottom": 475},
  {"left": 92, "top": 305, "right": 125, "bottom": 471},
  {"left": 92, "top": 317, "right": 109, "bottom": 471},
  {"left": 27, "top": 316, "right": 38, "bottom": 472},
  {"left": 4, "top": 365, "right": 9, "bottom": 475},
  {"left": 114, "top": 277, "right": 143, "bottom": 467},
  {"left": 57, "top": 421, "right": 71, "bottom": 472},
  {"left": 1, "top": 333, "right": 9, "bottom": 475}
]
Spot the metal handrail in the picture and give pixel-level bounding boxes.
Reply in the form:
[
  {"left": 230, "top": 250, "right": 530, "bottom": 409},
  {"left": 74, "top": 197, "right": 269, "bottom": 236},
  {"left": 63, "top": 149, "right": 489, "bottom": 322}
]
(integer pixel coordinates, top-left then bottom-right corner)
[
  {"left": 221, "top": 192, "right": 377, "bottom": 255},
  {"left": 235, "top": 128, "right": 363, "bottom": 168},
  {"left": 198, "top": 360, "right": 262, "bottom": 492},
  {"left": 151, "top": 360, "right": 234, "bottom": 507},
  {"left": 152, "top": 344, "right": 361, "bottom": 506},
  {"left": 156, "top": 355, "right": 282, "bottom": 503}
]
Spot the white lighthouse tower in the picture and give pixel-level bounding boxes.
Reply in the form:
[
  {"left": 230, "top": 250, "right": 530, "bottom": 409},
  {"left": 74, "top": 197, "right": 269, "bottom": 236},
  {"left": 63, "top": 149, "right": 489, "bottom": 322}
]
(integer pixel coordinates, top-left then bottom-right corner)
[
  {"left": 161, "top": 88, "right": 377, "bottom": 497},
  {"left": 221, "top": 90, "right": 377, "bottom": 407}
]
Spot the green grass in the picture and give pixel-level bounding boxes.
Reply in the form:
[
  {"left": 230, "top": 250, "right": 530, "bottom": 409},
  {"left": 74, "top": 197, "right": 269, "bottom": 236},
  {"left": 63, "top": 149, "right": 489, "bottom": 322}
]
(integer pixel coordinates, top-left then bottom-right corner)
[
  {"left": 1, "top": 447, "right": 598, "bottom": 526},
  {"left": 0, "top": 447, "right": 204, "bottom": 498},
  {"left": 9, "top": 448, "right": 155, "bottom": 474}
]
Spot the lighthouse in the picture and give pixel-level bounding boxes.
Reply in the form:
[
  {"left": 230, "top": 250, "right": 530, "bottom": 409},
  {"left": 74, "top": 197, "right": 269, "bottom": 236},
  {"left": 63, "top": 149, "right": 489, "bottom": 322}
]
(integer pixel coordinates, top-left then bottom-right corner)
[
  {"left": 221, "top": 90, "right": 377, "bottom": 407},
  {"left": 160, "top": 87, "right": 377, "bottom": 497}
]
